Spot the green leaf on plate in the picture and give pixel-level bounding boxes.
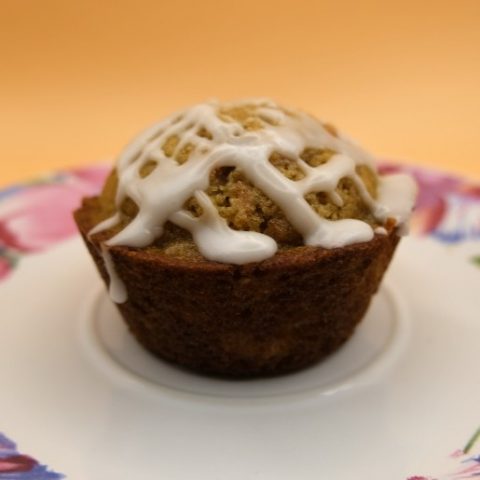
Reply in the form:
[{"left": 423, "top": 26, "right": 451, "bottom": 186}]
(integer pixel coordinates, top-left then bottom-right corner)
[{"left": 464, "top": 426, "right": 480, "bottom": 453}]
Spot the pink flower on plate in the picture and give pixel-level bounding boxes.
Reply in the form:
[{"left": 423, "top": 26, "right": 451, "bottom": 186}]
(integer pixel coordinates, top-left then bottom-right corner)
[
  {"left": 0, "top": 255, "right": 12, "bottom": 281},
  {"left": 0, "top": 166, "right": 109, "bottom": 253},
  {"left": 68, "top": 164, "right": 111, "bottom": 188},
  {"left": 379, "top": 162, "right": 479, "bottom": 237},
  {"left": 0, "top": 454, "right": 37, "bottom": 473}
]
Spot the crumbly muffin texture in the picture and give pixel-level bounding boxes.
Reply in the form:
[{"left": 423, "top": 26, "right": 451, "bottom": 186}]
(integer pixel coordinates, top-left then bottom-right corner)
[{"left": 93, "top": 102, "right": 381, "bottom": 258}]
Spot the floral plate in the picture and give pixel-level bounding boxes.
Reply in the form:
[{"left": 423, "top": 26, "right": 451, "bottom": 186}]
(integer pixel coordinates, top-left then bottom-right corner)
[{"left": 0, "top": 163, "right": 479, "bottom": 480}]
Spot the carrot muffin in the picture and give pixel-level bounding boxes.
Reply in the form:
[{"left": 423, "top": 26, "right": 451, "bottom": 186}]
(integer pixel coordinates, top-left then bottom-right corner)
[{"left": 74, "top": 98, "right": 417, "bottom": 377}]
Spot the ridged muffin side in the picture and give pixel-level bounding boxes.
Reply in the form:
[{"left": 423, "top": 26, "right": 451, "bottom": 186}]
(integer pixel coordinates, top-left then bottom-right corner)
[{"left": 75, "top": 197, "right": 399, "bottom": 377}]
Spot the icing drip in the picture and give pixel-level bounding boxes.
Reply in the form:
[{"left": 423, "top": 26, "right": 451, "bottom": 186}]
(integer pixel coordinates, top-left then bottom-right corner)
[
  {"left": 170, "top": 191, "right": 278, "bottom": 264},
  {"left": 90, "top": 98, "right": 417, "bottom": 303},
  {"left": 100, "top": 245, "right": 127, "bottom": 303}
]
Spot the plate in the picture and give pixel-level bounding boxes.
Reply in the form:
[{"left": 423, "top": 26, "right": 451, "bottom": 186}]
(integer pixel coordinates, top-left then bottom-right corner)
[{"left": 0, "top": 164, "right": 479, "bottom": 480}]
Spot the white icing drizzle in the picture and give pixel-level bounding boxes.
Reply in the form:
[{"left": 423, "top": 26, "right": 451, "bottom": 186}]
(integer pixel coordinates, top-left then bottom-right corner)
[
  {"left": 100, "top": 245, "right": 127, "bottom": 303},
  {"left": 374, "top": 226, "right": 388, "bottom": 236},
  {"left": 90, "top": 98, "right": 417, "bottom": 303},
  {"left": 170, "top": 191, "right": 278, "bottom": 264}
]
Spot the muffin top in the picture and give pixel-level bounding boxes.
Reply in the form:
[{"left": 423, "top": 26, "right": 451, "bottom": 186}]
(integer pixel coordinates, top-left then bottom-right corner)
[{"left": 90, "top": 98, "right": 417, "bottom": 264}]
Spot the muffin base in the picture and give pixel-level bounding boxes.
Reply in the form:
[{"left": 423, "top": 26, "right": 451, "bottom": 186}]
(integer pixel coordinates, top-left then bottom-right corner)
[{"left": 75, "top": 202, "right": 400, "bottom": 378}]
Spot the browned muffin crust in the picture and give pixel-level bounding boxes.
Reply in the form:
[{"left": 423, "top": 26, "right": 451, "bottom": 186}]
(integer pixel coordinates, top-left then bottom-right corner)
[{"left": 75, "top": 198, "right": 399, "bottom": 377}]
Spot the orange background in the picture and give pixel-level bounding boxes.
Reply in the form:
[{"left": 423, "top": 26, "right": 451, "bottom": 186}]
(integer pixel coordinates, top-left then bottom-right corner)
[{"left": 1, "top": 0, "right": 479, "bottom": 187}]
